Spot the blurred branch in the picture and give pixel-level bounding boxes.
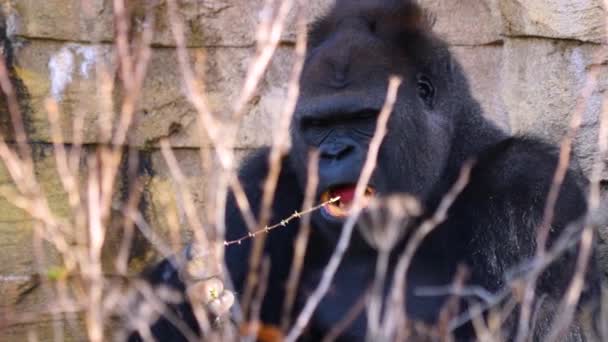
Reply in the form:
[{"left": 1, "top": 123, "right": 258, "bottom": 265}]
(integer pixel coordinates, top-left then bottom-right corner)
[{"left": 286, "top": 76, "right": 402, "bottom": 342}]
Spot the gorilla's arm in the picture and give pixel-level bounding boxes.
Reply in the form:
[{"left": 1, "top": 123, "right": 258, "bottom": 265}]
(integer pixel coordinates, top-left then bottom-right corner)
[
  {"left": 405, "top": 137, "right": 601, "bottom": 339},
  {"left": 437, "top": 137, "right": 600, "bottom": 328},
  {"left": 127, "top": 148, "right": 304, "bottom": 340}
]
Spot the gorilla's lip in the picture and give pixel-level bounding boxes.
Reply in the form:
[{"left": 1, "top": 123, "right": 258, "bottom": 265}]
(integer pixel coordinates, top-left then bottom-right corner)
[{"left": 320, "top": 184, "right": 376, "bottom": 218}]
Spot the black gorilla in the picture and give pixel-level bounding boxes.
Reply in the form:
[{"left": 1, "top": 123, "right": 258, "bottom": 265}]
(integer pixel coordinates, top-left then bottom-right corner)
[{"left": 131, "top": 0, "right": 601, "bottom": 340}]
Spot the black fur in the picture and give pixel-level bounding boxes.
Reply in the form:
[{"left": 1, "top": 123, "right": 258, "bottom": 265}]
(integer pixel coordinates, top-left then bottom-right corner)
[{"left": 129, "top": 1, "right": 601, "bottom": 340}]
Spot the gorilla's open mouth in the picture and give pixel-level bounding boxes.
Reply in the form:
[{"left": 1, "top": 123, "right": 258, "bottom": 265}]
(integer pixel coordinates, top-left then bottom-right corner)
[{"left": 320, "top": 184, "right": 376, "bottom": 218}]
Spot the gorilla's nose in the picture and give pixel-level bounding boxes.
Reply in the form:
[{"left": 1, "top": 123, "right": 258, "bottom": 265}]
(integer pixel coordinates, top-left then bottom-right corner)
[{"left": 320, "top": 142, "right": 354, "bottom": 160}]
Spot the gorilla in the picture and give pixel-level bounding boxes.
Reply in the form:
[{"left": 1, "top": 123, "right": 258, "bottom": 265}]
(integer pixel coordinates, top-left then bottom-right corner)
[{"left": 129, "top": 0, "right": 601, "bottom": 340}]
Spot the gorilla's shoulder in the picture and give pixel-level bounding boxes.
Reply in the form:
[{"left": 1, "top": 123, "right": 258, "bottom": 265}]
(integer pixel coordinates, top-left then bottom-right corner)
[
  {"left": 233, "top": 146, "right": 302, "bottom": 214},
  {"left": 467, "top": 136, "right": 587, "bottom": 216},
  {"left": 474, "top": 136, "right": 583, "bottom": 182},
  {"left": 238, "top": 147, "right": 297, "bottom": 178},
  {"left": 238, "top": 147, "right": 272, "bottom": 178}
]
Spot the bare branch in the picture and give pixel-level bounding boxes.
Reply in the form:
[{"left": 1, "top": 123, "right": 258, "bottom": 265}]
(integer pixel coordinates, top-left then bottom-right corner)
[
  {"left": 285, "top": 76, "right": 402, "bottom": 342},
  {"left": 380, "top": 159, "right": 474, "bottom": 339},
  {"left": 282, "top": 150, "right": 320, "bottom": 331}
]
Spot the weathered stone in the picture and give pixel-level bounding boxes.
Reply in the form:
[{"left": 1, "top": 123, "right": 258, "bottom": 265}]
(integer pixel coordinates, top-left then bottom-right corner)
[
  {"left": 2, "top": 2, "right": 608, "bottom": 339},
  {"left": 0, "top": 145, "right": 73, "bottom": 330},
  {"left": 146, "top": 148, "right": 207, "bottom": 248},
  {"left": 11, "top": 38, "right": 293, "bottom": 149},
  {"left": 499, "top": 0, "right": 606, "bottom": 43},
  {"left": 426, "top": 0, "right": 503, "bottom": 45},
  {"left": 0, "top": 145, "right": 69, "bottom": 276},
  {"left": 501, "top": 38, "right": 608, "bottom": 180},
  {"left": 10, "top": 0, "right": 267, "bottom": 48},
  {"left": 2, "top": 315, "right": 84, "bottom": 341},
  {"left": 450, "top": 45, "right": 508, "bottom": 130},
  {"left": 13, "top": 40, "right": 115, "bottom": 145},
  {"left": 282, "top": 0, "right": 333, "bottom": 43},
  {"left": 11, "top": 0, "right": 113, "bottom": 42},
  {"left": 0, "top": 93, "right": 16, "bottom": 142},
  {"left": 147, "top": 148, "right": 231, "bottom": 244},
  {"left": 19, "top": 0, "right": 508, "bottom": 49},
  {"left": 0, "top": 145, "right": 156, "bottom": 320},
  {"left": 149, "top": 0, "right": 261, "bottom": 47},
  {"left": 145, "top": 147, "right": 256, "bottom": 249},
  {"left": 134, "top": 45, "right": 294, "bottom": 149}
]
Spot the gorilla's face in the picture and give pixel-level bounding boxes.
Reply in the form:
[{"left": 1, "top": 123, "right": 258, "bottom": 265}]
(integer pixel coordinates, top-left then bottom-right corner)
[{"left": 290, "top": 3, "right": 457, "bottom": 236}]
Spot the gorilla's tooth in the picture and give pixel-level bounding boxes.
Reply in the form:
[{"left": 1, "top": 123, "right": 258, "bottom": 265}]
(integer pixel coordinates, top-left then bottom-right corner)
[
  {"left": 326, "top": 201, "right": 348, "bottom": 217},
  {"left": 329, "top": 204, "right": 341, "bottom": 217},
  {"left": 321, "top": 191, "right": 329, "bottom": 202}
]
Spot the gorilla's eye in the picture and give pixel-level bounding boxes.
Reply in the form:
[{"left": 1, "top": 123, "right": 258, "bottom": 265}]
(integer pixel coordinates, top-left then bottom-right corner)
[{"left": 417, "top": 76, "right": 435, "bottom": 107}]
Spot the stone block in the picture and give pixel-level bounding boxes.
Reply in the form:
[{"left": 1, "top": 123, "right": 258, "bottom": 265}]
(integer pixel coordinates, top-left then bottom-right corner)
[
  {"left": 501, "top": 38, "right": 607, "bottom": 180},
  {"left": 145, "top": 147, "right": 257, "bottom": 248},
  {"left": 426, "top": 0, "right": 503, "bottom": 45},
  {"left": 2, "top": 315, "right": 84, "bottom": 342},
  {"left": 499, "top": 0, "right": 606, "bottom": 43},
  {"left": 0, "top": 145, "right": 69, "bottom": 277},
  {"left": 133, "top": 45, "right": 295, "bottom": 149},
  {"left": 11, "top": 0, "right": 112, "bottom": 42},
  {"left": 0, "top": 145, "right": 158, "bottom": 326},
  {"left": 146, "top": 148, "right": 207, "bottom": 247},
  {"left": 11, "top": 0, "right": 266, "bottom": 48},
  {"left": 12, "top": 38, "right": 293, "bottom": 149},
  {"left": 450, "top": 45, "right": 508, "bottom": 130}
]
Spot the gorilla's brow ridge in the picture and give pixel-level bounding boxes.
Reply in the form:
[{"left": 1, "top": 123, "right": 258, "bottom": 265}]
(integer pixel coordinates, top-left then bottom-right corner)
[{"left": 295, "top": 93, "right": 384, "bottom": 120}]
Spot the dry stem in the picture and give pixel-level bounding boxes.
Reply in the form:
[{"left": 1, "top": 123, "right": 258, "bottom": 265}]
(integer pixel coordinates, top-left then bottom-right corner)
[{"left": 285, "top": 76, "right": 402, "bottom": 342}]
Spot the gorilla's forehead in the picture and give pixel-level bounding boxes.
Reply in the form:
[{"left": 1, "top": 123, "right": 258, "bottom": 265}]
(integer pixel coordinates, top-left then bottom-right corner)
[
  {"left": 294, "top": 0, "right": 455, "bottom": 121},
  {"left": 317, "top": 0, "right": 427, "bottom": 26},
  {"left": 301, "top": 0, "right": 447, "bottom": 89},
  {"left": 309, "top": 0, "right": 431, "bottom": 46}
]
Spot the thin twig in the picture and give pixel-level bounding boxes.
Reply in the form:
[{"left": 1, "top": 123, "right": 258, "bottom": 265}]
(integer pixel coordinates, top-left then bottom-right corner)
[
  {"left": 544, "top": 34, "right": 608, "bottom": 342},
  {"left": 224, "top": 196, "right": 339, "bottom": 247},
  {"left": 241, "top": 0, "right": 308, "bottom": 316},
  {"left": 285, "top": 76, "right": 402, "bottom": 342},
  {"left": 165, "top": 0, "right": 258, "bottom": 245},
  {"left": 322, "top": 287, "right": 371, "bottom": 342},
  {"left": 131, "top": 281, "right": 200, "bottom": 342},
  {"left": 516, "top": 47, "right": 608, "bottom": 342},
  {"left": 0, "top": 50, "right": 33, "bottom": 168},
  {"left": 86, "top": 154, "right": 105, "bottom": 342},
  {"left": 244, "top": 257, "right": 272, "bottom": 341},
  {"left": 159, "top": 140, "right": 210, "bottom": 250},
  {"left": 380, "top": 160, "right": 474, "bottom": 339},
  {"left": 281, "top": 150, "right": 320, "bottom": 331}
]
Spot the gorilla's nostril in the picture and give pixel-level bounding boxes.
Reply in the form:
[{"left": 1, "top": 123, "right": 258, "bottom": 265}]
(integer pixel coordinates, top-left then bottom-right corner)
[
  {"left": 335, "top": 70, "right": 346, "bottom": 82},
  {"left": 336, "top": 146, "right": 353, "bottom": 159},
  {"left": 320, "top": 143, "right": 354, "bottom": 159},
  {"left": 328, "top": 70, "right": 349, "bottom": 89}
]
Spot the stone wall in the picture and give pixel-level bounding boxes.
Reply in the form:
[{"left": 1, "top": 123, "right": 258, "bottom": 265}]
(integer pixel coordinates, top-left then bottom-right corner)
[{"left": 0, "top": 0, "right": 607, "bottom": 340}]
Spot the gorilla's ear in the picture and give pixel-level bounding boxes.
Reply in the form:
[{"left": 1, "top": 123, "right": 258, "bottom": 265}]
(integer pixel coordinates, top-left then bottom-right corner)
[{"left": 308, "top": 0, "right": 435, "bottom": 48}]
